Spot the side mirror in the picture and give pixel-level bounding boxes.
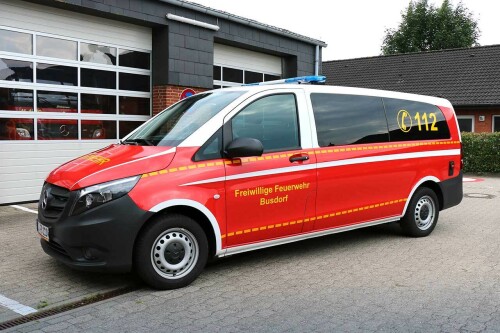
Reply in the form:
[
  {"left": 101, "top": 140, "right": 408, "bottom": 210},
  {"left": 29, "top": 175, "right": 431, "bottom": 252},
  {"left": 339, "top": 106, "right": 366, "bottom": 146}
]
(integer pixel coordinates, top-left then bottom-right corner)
[{"left": 225, "top": 137, "right": 263, "bottom": 159}]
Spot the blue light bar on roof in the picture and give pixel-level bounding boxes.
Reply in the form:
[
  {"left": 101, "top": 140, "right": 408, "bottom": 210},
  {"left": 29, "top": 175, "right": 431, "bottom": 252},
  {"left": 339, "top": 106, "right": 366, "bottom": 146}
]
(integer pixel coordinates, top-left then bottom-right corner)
[{"left": 243, "top": 75, "right": 326, "bottom": 86}]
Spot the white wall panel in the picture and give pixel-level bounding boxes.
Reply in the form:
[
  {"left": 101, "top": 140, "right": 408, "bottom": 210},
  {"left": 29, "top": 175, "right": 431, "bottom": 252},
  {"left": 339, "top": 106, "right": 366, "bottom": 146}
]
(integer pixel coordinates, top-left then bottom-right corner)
[
  {"left": 0, "top": 0, "right": 152, "bottom": 50},
  {"left": 0, "top": 141, "right": 113, "bottom": 204},
  {"left": 214, "top": 44, "right": 281, "bottom": 74}
]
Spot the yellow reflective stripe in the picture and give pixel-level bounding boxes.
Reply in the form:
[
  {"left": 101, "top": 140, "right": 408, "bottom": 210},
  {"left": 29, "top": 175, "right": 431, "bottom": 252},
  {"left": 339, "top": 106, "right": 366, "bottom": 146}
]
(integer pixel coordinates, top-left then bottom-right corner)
[{"left": 221, "top": 198, "right": 407, "bottom": 238}]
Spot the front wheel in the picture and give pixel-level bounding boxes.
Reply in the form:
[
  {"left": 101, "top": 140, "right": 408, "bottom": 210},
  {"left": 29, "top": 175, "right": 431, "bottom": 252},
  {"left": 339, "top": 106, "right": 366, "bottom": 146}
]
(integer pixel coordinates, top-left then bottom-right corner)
[
  {"left": 134, "top": 214, "right": 208, "bottom": 289},
  {"left": 400, "top": 187, "right": 439, "bottom": 237}
]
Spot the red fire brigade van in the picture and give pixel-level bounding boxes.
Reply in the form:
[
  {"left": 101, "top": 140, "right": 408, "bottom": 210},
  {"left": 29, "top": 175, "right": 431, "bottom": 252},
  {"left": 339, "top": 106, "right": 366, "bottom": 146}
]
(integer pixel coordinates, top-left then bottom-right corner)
[{"left": 37, "top": 76, "right": 462, "bottom": 289}]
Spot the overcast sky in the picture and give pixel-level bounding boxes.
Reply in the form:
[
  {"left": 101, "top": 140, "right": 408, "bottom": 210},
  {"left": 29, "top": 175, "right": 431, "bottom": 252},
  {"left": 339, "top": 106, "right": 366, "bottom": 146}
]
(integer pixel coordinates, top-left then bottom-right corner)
[{"left": 189, "top": 0, "right": 499, "bottom": 61}]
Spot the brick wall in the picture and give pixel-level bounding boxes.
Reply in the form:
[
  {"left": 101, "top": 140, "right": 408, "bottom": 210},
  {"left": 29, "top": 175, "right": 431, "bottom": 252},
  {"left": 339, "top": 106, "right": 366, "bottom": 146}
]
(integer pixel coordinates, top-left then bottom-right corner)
[
  {"left": 153, "top": 85, "right": 209, "bottom": 115},
  {"left": 455, "top": 107, "right": 500, "bottom": 133}
]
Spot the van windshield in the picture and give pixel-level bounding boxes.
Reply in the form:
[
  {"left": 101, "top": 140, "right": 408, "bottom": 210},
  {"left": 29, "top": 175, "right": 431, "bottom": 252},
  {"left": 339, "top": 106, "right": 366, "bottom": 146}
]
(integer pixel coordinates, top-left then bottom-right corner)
[{"left": 122, "top": 91, "right": 246, "bottom": 146}]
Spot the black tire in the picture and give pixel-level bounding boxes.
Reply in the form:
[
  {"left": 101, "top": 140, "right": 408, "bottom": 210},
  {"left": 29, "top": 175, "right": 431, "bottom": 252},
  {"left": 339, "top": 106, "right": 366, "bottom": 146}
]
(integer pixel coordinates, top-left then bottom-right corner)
[
  {"left": 134, "top": 214, "right": 208, "bottom": 290},
  {"left": 400, "top": 187, "right": 439, "bottom": 237}
]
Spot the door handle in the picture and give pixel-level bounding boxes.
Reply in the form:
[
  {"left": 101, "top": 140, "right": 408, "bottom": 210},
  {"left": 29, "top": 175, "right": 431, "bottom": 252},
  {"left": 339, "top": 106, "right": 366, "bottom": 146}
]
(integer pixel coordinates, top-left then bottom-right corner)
[{"left": 289, "top": 155, "right": 309, "bottom": 163}]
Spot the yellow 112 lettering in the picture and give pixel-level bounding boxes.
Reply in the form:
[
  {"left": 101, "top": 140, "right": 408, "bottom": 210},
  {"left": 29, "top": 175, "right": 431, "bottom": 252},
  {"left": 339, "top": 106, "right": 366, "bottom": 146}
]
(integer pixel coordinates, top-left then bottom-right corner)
[{"left": 414, "top": 112, "right": 438, "bottom": 131}]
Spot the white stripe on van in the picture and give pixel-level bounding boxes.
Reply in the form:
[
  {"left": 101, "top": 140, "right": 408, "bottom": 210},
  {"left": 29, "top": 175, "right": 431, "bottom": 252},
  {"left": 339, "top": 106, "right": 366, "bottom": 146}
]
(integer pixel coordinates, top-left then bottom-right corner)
[
  {"left": 316, "top": 149, "right": 460, "bottom": 169},
  {"left": 181, "top": 149, "right": 460, "bottom": 186}
]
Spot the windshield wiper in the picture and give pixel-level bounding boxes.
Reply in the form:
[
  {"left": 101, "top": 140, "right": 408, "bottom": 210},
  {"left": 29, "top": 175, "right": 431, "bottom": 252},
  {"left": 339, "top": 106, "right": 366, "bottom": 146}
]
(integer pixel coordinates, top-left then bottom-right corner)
[{"left": 120, "top": 138, "right": 154, "bottom": 146}]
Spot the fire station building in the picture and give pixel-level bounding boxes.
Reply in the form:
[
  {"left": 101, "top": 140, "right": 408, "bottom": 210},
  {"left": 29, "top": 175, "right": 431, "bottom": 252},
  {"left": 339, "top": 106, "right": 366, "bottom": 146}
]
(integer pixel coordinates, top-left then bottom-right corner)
[{"left": 0, "top": 0, "right": 326, "bottom": 204}]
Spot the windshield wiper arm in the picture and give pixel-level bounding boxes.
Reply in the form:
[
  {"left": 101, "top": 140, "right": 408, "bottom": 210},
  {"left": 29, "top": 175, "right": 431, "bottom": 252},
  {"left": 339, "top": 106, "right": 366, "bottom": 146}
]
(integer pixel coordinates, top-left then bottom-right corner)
[
  {"left": 120, "top": 140, "right": 137, "bottom": 145},
  {"left": 121, "top": 138, "right": 154, "bottom": 146}
]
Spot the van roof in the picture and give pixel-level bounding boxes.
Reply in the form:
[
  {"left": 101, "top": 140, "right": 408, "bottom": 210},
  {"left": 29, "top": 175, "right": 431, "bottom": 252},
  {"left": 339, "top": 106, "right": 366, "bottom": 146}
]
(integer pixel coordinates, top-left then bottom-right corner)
[{"left": 215, "top": 84, "right": 453, "bottom": 109}]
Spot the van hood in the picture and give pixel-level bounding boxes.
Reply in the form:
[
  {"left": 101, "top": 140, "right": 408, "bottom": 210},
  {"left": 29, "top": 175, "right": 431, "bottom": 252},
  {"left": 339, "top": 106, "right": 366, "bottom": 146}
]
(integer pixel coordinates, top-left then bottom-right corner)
[{"left": 46, "top": 144, "right": 176, "bottom": 191}]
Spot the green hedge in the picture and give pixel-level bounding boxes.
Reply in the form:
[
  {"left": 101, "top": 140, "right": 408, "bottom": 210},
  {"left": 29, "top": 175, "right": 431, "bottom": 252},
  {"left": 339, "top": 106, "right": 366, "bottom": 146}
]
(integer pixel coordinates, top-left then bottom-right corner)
[{"left": 461, "top": 132, "right": 500, "bottom": 173}]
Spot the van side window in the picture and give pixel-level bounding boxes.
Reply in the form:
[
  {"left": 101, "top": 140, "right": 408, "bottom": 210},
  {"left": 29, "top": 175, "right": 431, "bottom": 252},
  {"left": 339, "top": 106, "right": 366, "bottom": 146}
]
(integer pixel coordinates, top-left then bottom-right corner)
[
  {"left": 194, "top": 128, "right": 222, "bottom": 161},
  {"left": 231, "top": 94, "right": 300, "bottom": 153},
  {"left": 383, "top": 98, "right": 450, "bottom": 141},
  {"left": 310, "top": 93, "right": 389, "bottom": 147}
]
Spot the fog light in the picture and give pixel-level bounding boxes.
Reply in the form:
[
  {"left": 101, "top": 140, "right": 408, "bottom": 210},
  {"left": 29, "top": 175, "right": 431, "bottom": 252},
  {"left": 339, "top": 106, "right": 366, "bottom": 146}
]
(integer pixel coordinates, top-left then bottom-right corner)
[{"left": 82, "top": 248, "right": 95, "bottom": 260}]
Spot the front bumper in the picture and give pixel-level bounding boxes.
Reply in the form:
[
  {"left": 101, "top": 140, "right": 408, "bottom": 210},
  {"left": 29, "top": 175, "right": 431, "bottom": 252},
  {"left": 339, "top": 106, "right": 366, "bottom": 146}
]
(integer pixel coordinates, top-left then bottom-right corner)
[{"left": 38, "top": 193, "right": 153, "bottom": 273}]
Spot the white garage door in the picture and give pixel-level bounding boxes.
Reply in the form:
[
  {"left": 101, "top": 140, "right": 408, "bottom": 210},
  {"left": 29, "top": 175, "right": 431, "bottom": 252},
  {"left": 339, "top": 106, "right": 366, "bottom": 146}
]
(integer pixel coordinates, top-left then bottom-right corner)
[
  {"left": 0, "top": 0, "right": 152, "bottom": 204},
  {"left": 213, "top": 44, "right": 282, "bottom": 87}
]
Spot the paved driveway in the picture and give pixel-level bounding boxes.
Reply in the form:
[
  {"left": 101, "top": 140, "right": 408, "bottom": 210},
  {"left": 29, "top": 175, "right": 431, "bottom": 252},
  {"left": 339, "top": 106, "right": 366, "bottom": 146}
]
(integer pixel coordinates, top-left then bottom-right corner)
[{"left": 1, "top": 176, "right": 499, "bottom": 332}]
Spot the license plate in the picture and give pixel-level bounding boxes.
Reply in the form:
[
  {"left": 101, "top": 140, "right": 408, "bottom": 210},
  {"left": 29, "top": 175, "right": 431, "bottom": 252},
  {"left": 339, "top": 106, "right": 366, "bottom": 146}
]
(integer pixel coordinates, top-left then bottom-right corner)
[{"left": 37, "top": 220, "right": 49, "bottom": 242}]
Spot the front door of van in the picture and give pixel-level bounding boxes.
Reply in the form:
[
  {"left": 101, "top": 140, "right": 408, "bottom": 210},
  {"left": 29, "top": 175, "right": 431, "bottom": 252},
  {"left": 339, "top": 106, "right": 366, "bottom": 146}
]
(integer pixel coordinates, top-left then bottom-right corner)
[{"left": 223, "top": 91, "right": 317, "bottom": 247}]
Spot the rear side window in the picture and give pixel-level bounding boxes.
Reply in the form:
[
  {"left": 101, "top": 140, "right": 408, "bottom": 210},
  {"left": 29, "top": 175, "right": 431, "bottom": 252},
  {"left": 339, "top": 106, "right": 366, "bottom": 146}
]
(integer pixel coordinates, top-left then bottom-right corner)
[
  {"left": 310, "top": 93, "right": 389, "bottom": 147},
  {"left": 383, "top": 98, "right": 450, "bottom": 141},
  {"left": 231, "top": 94, "right": 300, "bottom": 153}
]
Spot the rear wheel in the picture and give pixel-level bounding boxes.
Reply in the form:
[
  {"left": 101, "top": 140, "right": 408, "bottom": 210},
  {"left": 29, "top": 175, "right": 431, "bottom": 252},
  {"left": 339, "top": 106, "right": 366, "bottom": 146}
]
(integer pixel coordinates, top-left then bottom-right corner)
[
  {"left": 134, "top": 214, "right": 208, "bottom": 289},
  {"left": 400, "top": 187, "right": 439, "bottom": 237}
]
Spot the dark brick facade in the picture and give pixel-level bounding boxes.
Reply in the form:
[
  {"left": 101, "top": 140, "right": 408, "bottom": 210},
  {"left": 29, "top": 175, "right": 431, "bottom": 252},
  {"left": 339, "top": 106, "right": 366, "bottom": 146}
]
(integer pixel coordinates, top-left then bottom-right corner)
[{"left": 163, "top": 22, "right": 215, "bottom": 88}]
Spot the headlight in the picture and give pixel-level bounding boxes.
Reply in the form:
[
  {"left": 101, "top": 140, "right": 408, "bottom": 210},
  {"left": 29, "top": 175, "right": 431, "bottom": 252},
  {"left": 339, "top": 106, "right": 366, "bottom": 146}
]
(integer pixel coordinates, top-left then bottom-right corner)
[
  {"left": 71, "top": 176, "right": 141, "bottom": 215},
  {"left": 16, "top": 128, "right": 31, "bottom": 138},
  {"left": 92, "top": 128, "right": 104, "bottom": 138}
]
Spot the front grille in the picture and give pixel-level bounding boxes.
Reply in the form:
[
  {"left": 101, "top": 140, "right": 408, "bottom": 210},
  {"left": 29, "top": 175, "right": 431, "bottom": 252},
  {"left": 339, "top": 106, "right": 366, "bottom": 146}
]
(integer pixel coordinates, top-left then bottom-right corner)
[{"left": 40, "top": 183, "right": 70, "bottom": 219}]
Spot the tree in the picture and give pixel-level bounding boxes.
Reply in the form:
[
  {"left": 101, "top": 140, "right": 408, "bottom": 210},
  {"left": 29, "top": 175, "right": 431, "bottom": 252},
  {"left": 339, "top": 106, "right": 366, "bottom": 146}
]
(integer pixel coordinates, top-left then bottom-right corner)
[{"left": 381, "top": 0, "right": 480, "bottom": 55}]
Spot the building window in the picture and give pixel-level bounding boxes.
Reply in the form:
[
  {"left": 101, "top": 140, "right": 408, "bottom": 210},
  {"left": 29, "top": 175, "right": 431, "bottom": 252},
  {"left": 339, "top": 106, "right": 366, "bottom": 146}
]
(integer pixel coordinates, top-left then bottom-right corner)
[
  {"left": 119, "top": 73, "right": 150, "bottom": 92},
  {"left": 213, "top": 65, "right": 281, "bottom": 87},
  {"left": 457, "top": 116, "right": 474, "bottom": 132},
  {"left": 0, "top": 58, "right": 33, "bottom": 82},
  {"left": 81, "top": 94, "right": 116, "bottom": 115},
  {"left": 118, "top": 49, "right": 150, "bottom": 70},
  {"left": 119, "top": 96, "right": 150, "bottom": 116},
  {"left": 81, "top": 120, "right": 116, "bottom": 140},
  {"left": 493, "top": 116, "right": 500, "bottom": 132},
  {"left": 80, "top": 43, "right": 116, "bottom": 65},
  {"left": 36, "top": 36, "right": 77, "bottom": 61},
  {"left": 37, "top": 118, "right": 78, "bottom": 140},
  {"left": 222, "top": 67, "right": 243, "bottom": 84},
  {"left": 81, "top": 68, "right": 116, "bottom": 89},
  {"left": 36, "top": 63, "right": 78, "bottom": 86},
  {"left": 245, "top": 71, "right": 263, "bottom": 84},
  {"left": 0, "top": 117, "right": 34, "bottom": 140},
  {"left": 119, "top": 120, "right": 145, "bottom": 137},
  {"left": 0, "top": 26, "right": 151, "bottom": 141},
  {"left": 37, "top": 91, "right": 78, "bottom": 112},
  {"left": 264, "top": 74, "right": 280, "bottom": 82},
  {"left": 213, "top": 66, "right": 221, "bottom": 81},
  {"left": 0, "top": 29, "right": 32, "bottom": 54},
  {"left": 0, "top": 88, "right": 33, "bottom": 111}
]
